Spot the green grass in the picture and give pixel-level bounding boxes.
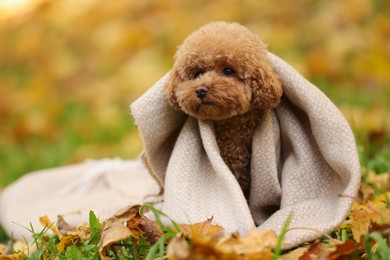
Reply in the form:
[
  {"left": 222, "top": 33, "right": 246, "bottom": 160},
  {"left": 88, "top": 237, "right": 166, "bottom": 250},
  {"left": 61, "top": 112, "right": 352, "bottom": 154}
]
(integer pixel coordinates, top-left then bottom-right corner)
[
  {"left": 365, "top": 232, "right": 390, "bottom": 260},
  {"left": 272, "top": 212, "right": 293, "bottom": 260},
  {"left": 0, "top": 102, "right": 139, "bottom": 186},
  {"left": 26, "top": 211, "right": 101, "bottom": 259},
  {"left": 0, "top": 225, "right": 7, "bottom": 244},
  {"left": 4, "top": 205, "right": 294, "bottom": 259},
  {"left": 1, "top": 91, "right": 389, "bottom": 257},
  {"left": 17, "top": 206, "right": 180, "bottom": 259},
  {"left": 0, "top": 0, "right": 389, "bottom": 257}
]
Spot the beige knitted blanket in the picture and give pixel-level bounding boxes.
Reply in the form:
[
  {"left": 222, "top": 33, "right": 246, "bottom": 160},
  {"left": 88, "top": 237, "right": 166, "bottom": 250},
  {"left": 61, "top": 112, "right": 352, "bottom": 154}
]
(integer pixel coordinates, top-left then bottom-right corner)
[{"left": 131, "top": 53, "right": 361, "bottom": 247}]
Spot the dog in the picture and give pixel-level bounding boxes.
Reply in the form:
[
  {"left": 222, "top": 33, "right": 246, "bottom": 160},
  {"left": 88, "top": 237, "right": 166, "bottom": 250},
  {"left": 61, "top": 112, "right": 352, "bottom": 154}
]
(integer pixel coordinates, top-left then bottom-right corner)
[{"left": 165, "top": 22, "right": 282, "bottom": 199}]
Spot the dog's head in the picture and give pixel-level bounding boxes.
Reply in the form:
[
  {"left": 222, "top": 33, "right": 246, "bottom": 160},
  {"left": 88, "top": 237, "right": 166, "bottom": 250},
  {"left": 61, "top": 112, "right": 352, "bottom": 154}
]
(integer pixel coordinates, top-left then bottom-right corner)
[{"left": 165, "top": 22, "right": 282, "bottom": 120}]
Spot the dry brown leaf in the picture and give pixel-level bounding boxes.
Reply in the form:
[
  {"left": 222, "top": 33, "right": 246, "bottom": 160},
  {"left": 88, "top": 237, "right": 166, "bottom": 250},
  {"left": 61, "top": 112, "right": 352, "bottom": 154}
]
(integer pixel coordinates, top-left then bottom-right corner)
[
  {"left": 167, "top": 235, "right": 227, "bottom": 260},
  {"left": 0, "top": 252, "right": 26, "bottom": 260},
  {"left": 167, "top": 219, "right": 225, "bottom": 260},
  {"left": 359, "top": 172, "right": 390, "bottom": 200},
  {"left": 39, "top": 215, "right": 63, "bottom": 239},
  {"left": 167, "top": 229, "right": 276, "bottom": 260},
  {"left": 350, "top": 199, "right": 390, "bottom": 242},
  {"left": 56, "top": 215, "right": 76, "bottom": 234},
  {"left": 99, "top": 204, "right": 163, "bottom": 259},
  {"left": 12, "top": 241, "right": 33, "bottom": 257},
  {"left": 369, "top": 222, "right": 390, "bottom": 234},
  {"left": 366, "top": 171, "right": 390, "bottom": 192},
  {"left": 216, "top": 229, "right": 277, "bottom": 257},
  {"left": 280, "top": 247, "right": 308, "bottom": 260},
  {"left": 98, "top": 205, "right": 139, "bottom": 258},
  {"left": 166, "top": 234, "right": 191, "bottom": 259},
  {"left": 327, "top": 239, "right": 363, "bottom": 260},
  {"left": 56, "top": 234, "right": 80, "bottom": 253},
  {"left": 299, "top": 242, "right": 330, "bottom": 260},
  {"left": 0, "top": 242, "right": 26, "bottom": 260},
  {"left": 67, "top": 223, "right": 91, "bottom": 241},
  {"left": 350, "top": 207, "right": 373, "bottom": 243},
  {"left": 127, "top": 211, "right": 163, "bottom": 244},
  {"left": 0, "top": 244, "right": 7, "bottom": 256},
  {"left": 359, "top": 182, "right": 375, "bottom": 200},
  {"left": 189, "top": 240, "right": 229, "bottom": 259},
  {"left": 179, "top": 218, "right": 224, "bottom": 240},
  {"left": 372, "top": 191, "right": 390, "bottom": 205}
]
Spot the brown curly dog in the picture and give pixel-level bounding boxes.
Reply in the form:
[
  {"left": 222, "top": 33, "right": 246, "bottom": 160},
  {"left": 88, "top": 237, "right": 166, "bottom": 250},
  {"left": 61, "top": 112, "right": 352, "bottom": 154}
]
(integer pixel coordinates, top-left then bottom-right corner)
[{"left": 165, "top": 21, "right": 282, "bottom": 199}]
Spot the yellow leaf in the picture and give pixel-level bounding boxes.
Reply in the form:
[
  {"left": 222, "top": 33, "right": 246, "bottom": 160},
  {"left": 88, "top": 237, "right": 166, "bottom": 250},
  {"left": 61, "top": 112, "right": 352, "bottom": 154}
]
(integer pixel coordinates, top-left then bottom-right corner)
[
  {"left": 280, "top": 247, "right": 308, "bottom": 260},
  {"left": 366, "top": 171, "right": 390, "bottom": 193},
  {"left": 372, "top": 192, "right": 390, "bottom": 205},
  {"left": 351, "top": 208, "right": 371, "bottom": 242},
  {"left": 99, "top": 206, "right": 138, "bottom": 258},
  {"left": 166, "top": 234, "right": 191, "bottom": 259},
  {"left": 167, "top": 228, "right": 276, "bottom": 259},
  {"left": 0, "top": 244, "right": 6, "bottom": 255},
  {"left": 179, "top": 218, "right": 224, "bottom": 240},
  {"left": 216, "top": 229, "right": 277, "bottom": 256},
  {"left": 65, "top": 221, "right": 91, "bottom": 241},
  {"left": 39, "top": 215, "right": 63, "bottom": 239},
  {"left": 350, "top": 201, "right": 390, "bottom": 242},
  {"left": 56, "top": 234, "right": 80, "bottom": 253},
  {"left": 12, "top": 241, "right": 32, "bottom": 257},
  {"left": 167, "top": 234, "right": 226, "bottom": 260},
  {"left": 0, "top": 252, "right": 26, "bottom": 260}
]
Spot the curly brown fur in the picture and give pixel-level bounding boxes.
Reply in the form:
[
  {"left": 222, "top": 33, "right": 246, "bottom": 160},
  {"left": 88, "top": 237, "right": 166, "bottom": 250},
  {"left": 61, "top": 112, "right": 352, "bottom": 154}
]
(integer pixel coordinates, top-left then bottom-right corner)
[{"left": 165, "top": 21, "right": 282, "bottom": 199}]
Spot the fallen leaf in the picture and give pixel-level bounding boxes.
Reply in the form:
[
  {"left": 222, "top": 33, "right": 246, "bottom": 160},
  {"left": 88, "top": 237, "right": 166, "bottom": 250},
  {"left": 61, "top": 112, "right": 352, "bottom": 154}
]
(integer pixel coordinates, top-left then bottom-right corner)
[
  {"left": 167, "top": 234, "right": 226, "bottom": 260},
  {"left": 328, "top": 239, "right": 363, "bottom": 260},
  {"left": 39, "top": 215, "right": 63, "bottom": 239},
  {"left": 280, "top": 247, "right": 308, "bottom": 260},
  {"left": 0, "top": 241, "right": 26, "bottom": 260},
  {"left": 372, "top": 191, "right": 390, "bottom": 205},
  {"left": 369, "top": 222, "right": 390, "bottom": 234},
  {"left": 167, "top": 228, "right": 276, "bottom": 260},
  {"left": 217, "top": 229, "right": 277, "bottom": 256},
  {"left": 56, "top": 234, "right": 80, "bottom": 253},
  {"left": 299, "top": 242, "right": 330, "bottom": 260},
  {"left": 350, "top": 208, "right": 373, "bottom": 243},
  {"left": 166, "top": 234, "right": 191, "bottom": 259},
  {"left": 359, "top": 182, "right": 375, "bottom": 200},
  {"left": 179, "top": 218, "right": 224, "bottom": 240},
  {"left": 56, "top": 215, "right": 76, "bottom": 234},
  {"left": 0, "top": 244, "right": 7, "bottom": 255},
  {"left": 365, "top": 171, "right": 389, "bottom": 192},
  {"left": 338, "top": 218, "right": 352, "bottom": 230},
  {"left": 0, "top": 252, "right": 26, "bottom": 260},
  {"left": 12, "top": 241, "right": 32, "bottom": 257},
  {"left": 127, "top": 211, "right": 163, "bottom": 244},
  {"left": 98, "top": 205, "right": 139, "bottom": 259},
  {"left": 67, "top": 223, "right": 91, "bottom": 241},
  {"left": 350, "top": 200, "right": 390, "bottom": 242},
  {"left": 99, "top": 204, "right": 163, "bottom": 259}
]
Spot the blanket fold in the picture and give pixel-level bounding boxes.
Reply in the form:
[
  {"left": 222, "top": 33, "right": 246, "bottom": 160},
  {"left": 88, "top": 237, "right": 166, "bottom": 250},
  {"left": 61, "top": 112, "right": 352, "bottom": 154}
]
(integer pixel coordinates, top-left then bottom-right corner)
[{"left": 131, "top": 52, "right": 361, "bottom": 247}]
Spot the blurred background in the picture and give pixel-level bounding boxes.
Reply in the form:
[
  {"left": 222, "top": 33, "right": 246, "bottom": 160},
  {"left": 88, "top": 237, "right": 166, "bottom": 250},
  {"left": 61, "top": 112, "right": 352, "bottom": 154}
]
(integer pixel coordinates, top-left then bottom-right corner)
[{"left": 0, "top": 0, "right": 389, "bottom": 187}]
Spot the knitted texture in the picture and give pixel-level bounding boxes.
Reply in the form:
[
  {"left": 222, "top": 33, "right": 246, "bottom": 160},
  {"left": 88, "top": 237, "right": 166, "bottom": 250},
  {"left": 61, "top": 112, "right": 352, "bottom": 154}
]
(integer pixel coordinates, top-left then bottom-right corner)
[{"left": 131, "top": 53, "right": 361, "bottom": 248}]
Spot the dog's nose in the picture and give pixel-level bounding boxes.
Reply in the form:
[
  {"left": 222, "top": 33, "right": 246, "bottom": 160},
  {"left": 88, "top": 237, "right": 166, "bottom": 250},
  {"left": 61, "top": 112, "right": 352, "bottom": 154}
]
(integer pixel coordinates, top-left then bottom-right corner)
[{"left": 196, "top": 86, "right": 208, "bottom": 99}]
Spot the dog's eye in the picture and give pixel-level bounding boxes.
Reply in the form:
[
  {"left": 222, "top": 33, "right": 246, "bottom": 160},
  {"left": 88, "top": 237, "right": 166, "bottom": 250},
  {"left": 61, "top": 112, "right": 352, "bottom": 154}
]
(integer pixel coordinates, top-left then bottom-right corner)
[
  {"left": 193, "top": 70, "right": 204, "bottom": 79},
  {"left": 223, "top": 68, "right": 235, "bottom": 76}
]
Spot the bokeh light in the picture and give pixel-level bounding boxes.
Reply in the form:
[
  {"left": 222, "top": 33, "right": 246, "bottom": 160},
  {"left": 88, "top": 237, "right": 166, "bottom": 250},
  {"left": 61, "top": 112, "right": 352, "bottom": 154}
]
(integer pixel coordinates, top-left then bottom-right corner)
[{"left": 0, "top": 0, "right": 389, "bottom": 186}]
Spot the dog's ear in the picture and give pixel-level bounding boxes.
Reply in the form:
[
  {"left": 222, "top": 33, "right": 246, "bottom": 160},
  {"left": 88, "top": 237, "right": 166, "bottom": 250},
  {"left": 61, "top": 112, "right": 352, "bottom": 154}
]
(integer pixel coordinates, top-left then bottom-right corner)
[
  {"left": 251, "top": 66, "right": 283, "bottom": 109},
  {"left": 165, "top": 69, "right": 181, "bottom": 109}
]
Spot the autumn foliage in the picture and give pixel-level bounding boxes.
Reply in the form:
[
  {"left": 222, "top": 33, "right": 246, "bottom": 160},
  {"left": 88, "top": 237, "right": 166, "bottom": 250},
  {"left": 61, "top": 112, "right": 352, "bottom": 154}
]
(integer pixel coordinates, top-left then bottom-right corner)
[
  {"left": 0, "top": 0, "right": 389, "bottom": 185},
  {"left": 0, "top": 0, "right": 389, "bottom": 258},
  {"left": 2, "top": 176, "right": 390, "bottom": 260}
]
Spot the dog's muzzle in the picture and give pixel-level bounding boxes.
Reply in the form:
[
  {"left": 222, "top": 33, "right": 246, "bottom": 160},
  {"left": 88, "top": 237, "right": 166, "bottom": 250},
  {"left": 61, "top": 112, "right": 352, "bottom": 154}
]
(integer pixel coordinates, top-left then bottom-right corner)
[{"left": 196, "top": 86, "right": 208, "bottom": 99}]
